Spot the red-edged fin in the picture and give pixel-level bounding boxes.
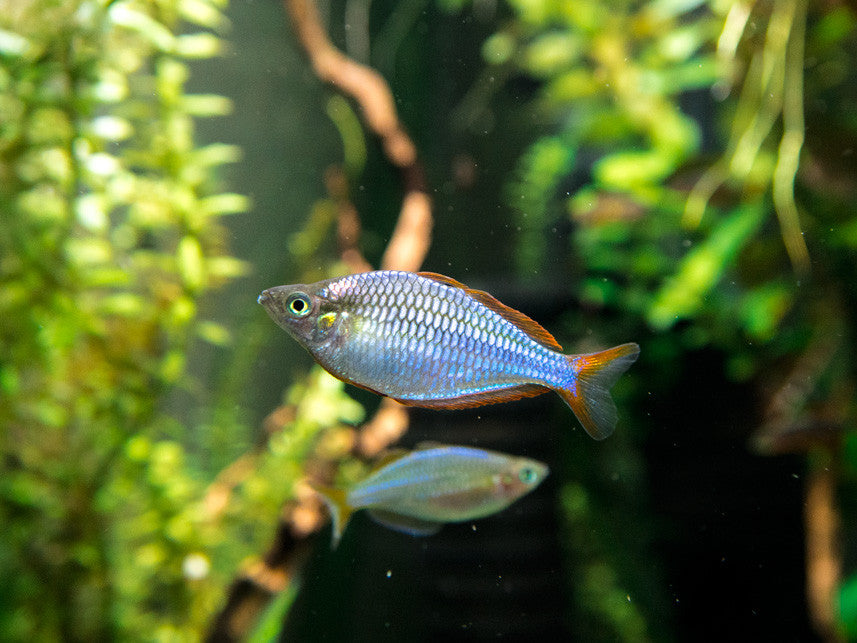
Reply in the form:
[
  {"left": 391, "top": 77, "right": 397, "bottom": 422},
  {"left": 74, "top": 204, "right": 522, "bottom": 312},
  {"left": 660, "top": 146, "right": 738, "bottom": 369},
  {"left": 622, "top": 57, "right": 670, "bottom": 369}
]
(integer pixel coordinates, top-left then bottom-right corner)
[
  {"left": 367, "top": 509, "right": 443, "bottom": 537},
  {"left": 395, "top": 383, "right": 549, "bottom": 410},
  {"left": 417, "top": 272, "right": 563, "bottom": 351},
  {"left": 308, "top": 482, "right": 353, "bottom": 549},
  {"left": 320, "top": 363, "right": 546, "bottom": 410},
  {"left": 556, "top": 343, "right": 640, "bottom": 441}
]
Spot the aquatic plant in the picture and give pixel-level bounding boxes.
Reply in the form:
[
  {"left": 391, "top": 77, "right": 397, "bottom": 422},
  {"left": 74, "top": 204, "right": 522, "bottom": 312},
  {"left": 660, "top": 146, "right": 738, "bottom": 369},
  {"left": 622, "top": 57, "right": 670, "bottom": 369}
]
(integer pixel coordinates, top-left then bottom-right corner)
[{"left": 0, "top": 0, "right": 252, "bottom": 638}]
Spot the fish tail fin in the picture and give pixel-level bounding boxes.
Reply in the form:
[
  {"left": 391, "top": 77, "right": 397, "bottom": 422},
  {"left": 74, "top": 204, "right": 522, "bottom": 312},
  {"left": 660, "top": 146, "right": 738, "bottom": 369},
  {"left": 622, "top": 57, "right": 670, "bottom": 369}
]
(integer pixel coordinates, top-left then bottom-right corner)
[
  {"left": 557, "top": 342, "right": 640, "bottom": 441},
  {"left": 309, "top": 483, "right": 352, "bottom": 549}
]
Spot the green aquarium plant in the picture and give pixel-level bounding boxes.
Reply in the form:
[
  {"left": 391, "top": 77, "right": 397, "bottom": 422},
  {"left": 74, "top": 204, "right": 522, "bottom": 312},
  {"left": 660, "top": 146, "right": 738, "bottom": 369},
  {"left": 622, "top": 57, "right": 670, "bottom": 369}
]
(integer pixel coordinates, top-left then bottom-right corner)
[{"left": 0, "top": 0, "right": 259, "bottom": 638}]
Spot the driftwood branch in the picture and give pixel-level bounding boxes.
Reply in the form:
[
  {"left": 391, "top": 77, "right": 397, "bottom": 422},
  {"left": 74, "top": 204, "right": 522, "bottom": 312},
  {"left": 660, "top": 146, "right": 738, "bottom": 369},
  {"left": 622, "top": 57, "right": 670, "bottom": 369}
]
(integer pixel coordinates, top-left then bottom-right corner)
[
  {"left": 751, "top": 305, "right": 847, "bottom": 643},
  {"left": 206, "top": 1, "right": 432, "bottom": 640},
  {"left": 285, "top": 0, "right": 432, "bottom": 272}
]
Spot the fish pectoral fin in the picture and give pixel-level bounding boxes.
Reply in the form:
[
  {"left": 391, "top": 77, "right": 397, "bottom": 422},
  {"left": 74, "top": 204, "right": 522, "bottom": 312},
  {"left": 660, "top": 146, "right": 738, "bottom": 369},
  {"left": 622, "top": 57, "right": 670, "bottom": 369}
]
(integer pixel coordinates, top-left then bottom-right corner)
[{"left": 367, "top": 509, "right": 443, "bottom": 537}]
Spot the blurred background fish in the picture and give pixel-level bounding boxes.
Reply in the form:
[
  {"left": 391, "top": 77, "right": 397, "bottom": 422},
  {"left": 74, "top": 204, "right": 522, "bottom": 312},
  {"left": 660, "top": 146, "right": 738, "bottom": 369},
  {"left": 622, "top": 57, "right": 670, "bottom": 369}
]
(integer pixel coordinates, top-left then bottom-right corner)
[
  {"left": 310, "top": 444, "right": 549, "bottom": 547},
  {"left": 259, "top": 270, "right": 639, "bottom": 440}
]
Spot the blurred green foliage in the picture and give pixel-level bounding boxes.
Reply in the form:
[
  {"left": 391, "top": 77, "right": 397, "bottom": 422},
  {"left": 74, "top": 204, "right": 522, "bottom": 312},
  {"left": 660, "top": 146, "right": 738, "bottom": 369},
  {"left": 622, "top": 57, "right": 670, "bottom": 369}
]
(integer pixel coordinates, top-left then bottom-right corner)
[
  {"left": 0, "top": 0, "right": 238, "bottom": 637},
  {"left": 443, "top": 0, "right": 857, "bottom": 639},
  {"left": 0, "top": 0, "right": 367, "bottom": 640}
]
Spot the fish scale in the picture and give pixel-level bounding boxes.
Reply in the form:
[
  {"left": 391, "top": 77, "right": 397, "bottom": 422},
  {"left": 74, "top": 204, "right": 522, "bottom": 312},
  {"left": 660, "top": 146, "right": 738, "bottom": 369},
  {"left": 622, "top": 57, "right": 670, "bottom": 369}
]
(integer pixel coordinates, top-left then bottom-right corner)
[
  {"left": 325, "top": 273, "right": 533, "bottom": 396},
  {"left": 259, "top": 270, "right": 639, "bottom": 440}
]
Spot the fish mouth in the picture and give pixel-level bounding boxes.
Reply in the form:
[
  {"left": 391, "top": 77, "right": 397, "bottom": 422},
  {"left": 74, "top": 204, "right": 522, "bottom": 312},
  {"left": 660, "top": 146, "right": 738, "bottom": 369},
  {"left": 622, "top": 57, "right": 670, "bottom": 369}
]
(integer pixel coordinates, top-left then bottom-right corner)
[{"left": 258, "top": 287, "right": 293, "bottom": 327}]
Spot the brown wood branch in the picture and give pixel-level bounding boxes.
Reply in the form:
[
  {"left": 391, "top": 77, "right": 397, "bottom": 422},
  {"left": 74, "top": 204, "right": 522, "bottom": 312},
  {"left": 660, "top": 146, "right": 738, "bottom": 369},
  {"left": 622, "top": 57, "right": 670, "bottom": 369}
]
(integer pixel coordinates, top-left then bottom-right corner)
[
  {"left": 381, "top": 191, "right": 433, "bottom": 272},
  {"left": 206, "top": 498, "right": 319, "bottom": 643},
  {"left": 283, "top": 0, "right": 432, "bottom": 270},
  {"left": 326, "top": 166, "right": 373, "bottom": 274},
  {"left": 207, "top": 2, "right": 433, "bottom": 640},
  {"left": 805, "top": 465, "right": 843, "bottom": 642},
  {"left": 750, "top": 299, "right": 847, "bottom": 641},
  {"left": 354, "top": 397, "right": 411, "bottom": 459},
  {"left": 284, "top": 0, "right": 417, "bottom": 168},
  {"left": 753, "top": 299, "right": 846, "bottom": 454}
]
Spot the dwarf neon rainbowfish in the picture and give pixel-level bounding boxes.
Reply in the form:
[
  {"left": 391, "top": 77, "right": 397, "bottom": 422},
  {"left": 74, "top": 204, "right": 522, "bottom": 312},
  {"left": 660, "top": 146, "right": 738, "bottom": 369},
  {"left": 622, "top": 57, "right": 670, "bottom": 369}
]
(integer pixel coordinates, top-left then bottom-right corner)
[
  {"left": 259, "top": 270, "right": 639, "bottom": 440},
  {"left": 310, "top": 444, "right": 549, "bottom": 547}
]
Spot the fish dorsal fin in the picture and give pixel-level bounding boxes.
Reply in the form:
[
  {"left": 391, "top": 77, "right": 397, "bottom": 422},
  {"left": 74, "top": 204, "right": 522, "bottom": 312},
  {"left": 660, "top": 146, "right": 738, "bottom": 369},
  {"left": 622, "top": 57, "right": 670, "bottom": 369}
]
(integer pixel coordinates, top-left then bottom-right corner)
[
  {"left": 371, "top": 448, "right": 409, "bottom": 472},
  {"left": 417, "top": 272, "right": 563, "bottom": 351},
  {"left": 414, "top": 440, "right": 448, "bottom": 451},
  {"left": 367, "top": 509, "right": 444, "bottom": 537}
]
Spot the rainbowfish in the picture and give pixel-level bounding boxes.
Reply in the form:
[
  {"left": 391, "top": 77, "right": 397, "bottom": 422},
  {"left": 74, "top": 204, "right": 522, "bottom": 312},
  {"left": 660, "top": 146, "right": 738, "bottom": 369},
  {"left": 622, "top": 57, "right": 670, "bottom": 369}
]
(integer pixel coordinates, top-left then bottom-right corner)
[
  {"left": 310, "top": 444, "right": 549, "bottom": 547},
  {"left": 259, "top": 270, "right": 639, "bottom": 440}
]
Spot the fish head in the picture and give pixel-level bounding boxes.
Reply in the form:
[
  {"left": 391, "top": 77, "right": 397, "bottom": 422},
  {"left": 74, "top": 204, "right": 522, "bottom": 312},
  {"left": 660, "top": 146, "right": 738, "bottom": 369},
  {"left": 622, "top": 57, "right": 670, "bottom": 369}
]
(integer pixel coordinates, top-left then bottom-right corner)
[
  {"left": 258, "top": 283, "right": 346, "bottom": 350},
  {"left": 493, "top": 457, "right": 549, "bottom": 499}
]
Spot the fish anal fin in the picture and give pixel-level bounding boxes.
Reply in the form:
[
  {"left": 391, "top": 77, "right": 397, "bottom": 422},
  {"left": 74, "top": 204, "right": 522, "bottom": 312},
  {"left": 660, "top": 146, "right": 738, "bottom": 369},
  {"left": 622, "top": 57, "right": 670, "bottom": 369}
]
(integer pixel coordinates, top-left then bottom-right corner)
[
  {"left": 368, "top": 509, "right": 443, "bottom": 537},
  {"left": 417, "top": 272, "right": 563, "bottom": 351},
  {"left": 323, "top": 364, "right": 546, "bottom": 412},
  {"left": 395, "top": 383, "right": 548, "bottom": 410},
  {"left": 309, "top": 482, "right": 353, "bottom": 549}
]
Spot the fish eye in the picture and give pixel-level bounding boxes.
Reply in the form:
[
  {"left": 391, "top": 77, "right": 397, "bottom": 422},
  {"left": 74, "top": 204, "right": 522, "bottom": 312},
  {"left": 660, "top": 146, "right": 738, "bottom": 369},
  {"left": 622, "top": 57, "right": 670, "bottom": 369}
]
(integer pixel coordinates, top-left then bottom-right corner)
[
  {"left": 518, "top": 467, "right": 538, "bottom": 484},
  {"left": 286, "top": 292, "right": 311, "bottom": 317}
]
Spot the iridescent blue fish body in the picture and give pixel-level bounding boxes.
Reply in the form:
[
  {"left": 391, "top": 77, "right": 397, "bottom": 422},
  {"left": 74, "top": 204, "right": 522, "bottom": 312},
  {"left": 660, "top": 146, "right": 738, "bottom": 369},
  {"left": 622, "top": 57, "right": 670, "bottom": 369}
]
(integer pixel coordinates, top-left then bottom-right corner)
[{"left": 259, "top": 270, "right": 639, "bottom": 440}]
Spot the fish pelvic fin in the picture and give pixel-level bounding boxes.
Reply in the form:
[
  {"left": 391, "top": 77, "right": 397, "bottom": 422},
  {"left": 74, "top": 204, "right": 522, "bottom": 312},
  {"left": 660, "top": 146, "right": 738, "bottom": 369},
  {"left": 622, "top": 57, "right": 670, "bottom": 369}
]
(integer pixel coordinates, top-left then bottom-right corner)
[
  {"left": 367, "top": 509, "right": 444, "bottom": 537},
  {"left": 309, "top": 483, "right": 353, "bottom": 549},
  {"left": 557, "top": 342, "right": 640, "bottom": 441}
]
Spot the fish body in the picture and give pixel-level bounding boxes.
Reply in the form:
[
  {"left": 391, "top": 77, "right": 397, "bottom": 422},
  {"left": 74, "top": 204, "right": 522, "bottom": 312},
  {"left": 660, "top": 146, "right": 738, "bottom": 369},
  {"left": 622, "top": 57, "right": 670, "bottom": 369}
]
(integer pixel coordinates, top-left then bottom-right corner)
[
  {"left": 259, "top": 270, "right": 639, "bottom": 440},
  {"left": 311, "top": 445, "right": 549, "bottom": 546}
]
